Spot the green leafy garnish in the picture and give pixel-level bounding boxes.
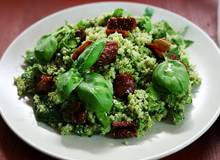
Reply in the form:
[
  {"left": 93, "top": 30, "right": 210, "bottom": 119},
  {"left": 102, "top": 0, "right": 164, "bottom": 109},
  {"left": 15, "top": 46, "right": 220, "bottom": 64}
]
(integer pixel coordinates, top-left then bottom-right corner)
[
  {"left": 76, "top": 19, "right": 94, "bottom": 29},
  {"left": 152, "top": 60, "right": 190, "bottom": 94},
  {"left": 35, "top": 35, "right": 58, "bottom": 63},
  {"left": 152, "top": 21, "right": 175, "bottom": 39},
  {"left": 166, "top": 46, "right": 181, "bottom": 60},
  {"left": 184, "top": 40, "right": 193, "bottom": 48},
  {"left": 56, "top": 68, "right": 83, "bottom": 100},
  {"left": 144, "top": 8, "right": 154, "bottom": 18},
  {"left": 138, "top": 16, "right": 152, "bottom": 32},
  {"left": 112, "top": 8, "right": 124, "bottom": 17},
  {"left": 24, "top": 50, "right": 36, "bottom": 65},
  {"left": 77, "top": 73, "right": 113, "bottom": 130},
  {"left": 76, "top": 39, "right": 106, "bottom": 71}
]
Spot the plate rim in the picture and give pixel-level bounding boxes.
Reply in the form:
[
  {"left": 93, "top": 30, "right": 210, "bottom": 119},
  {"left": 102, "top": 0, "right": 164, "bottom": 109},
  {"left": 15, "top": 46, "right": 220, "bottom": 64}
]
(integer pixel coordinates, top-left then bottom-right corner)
[{"left": 0, "top": 1, "right": 220, "bottom": 160}]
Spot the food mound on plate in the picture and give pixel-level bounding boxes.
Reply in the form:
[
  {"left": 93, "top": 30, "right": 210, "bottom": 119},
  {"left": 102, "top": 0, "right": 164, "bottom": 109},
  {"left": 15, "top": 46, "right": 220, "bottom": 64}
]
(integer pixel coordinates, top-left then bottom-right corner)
[{"left": 14, "top": 8, "right": 201, "bottom": 138}]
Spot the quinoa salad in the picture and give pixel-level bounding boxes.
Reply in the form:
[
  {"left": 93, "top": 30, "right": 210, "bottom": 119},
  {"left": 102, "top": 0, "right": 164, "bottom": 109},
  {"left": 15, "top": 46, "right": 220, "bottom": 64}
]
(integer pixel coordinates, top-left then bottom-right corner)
[{"left": 14, "top": 8, "right": 201, "bottom": 138}]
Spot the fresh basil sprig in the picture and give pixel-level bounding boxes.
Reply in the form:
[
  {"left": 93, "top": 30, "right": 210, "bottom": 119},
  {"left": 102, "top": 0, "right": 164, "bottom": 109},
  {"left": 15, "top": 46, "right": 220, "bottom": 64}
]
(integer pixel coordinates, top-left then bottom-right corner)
[
  {"left": 76, "top": 73, "right": 113, "bottom": 130},
  {"left": 55, "top": 39, "right": 113, "bottom": 130},
  {"left": 35, "top": 35, "right": 58, "bottom": 63},
  {"left": 152, "top": 60, "right": 190, "bottom": 94},
  {"left": 76, "top": 39, "right": 106, "bottom": 71},
  {"left": 55, "top": 39, "right": 108, "bottom": 101},
  {"left": 56, "top": 71, "right": 113, "bottom": 130}
]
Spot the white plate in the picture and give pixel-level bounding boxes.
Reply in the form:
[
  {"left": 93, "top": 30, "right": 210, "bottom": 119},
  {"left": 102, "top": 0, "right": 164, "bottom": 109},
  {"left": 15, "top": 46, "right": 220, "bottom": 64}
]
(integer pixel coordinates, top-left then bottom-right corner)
[{"left": 0, "top": 2, "right": 220, "bottom": 160}]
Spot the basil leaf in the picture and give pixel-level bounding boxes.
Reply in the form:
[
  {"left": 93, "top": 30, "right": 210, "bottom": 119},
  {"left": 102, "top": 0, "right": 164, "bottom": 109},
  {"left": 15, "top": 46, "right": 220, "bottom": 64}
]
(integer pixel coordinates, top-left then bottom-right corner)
[
  {"left": 138, "top": 16, "right": 152, "bottom": 32},
  {"left": 24, "top": 50, "right": 36, "bottom": 65},
  {"left": 76, "top": 19, "right": 94, "bottom": 30},
  {"left": 56, "top": 68, "right": 83, "bottom": 100},
  {"left": 96, "top": 112, "right": 111, "bottom": 131},
  {"left": 112, "top": 8, "right": 124, "bottom": 17},
  {"left": 76, "top": 73, "right": 113, "bottom": 129},
  {"left": 59, "top": 32, "right": 78, "bottom": 50},
  {"left": 166, "top": 46, "right": 181, "bottom": 60},
  {"left": 170, "top": 35, "right": 185, "bottom": 48},
  {"left": 152, "top": 60, "right": 190, "bottom": 94},
  {"left": 184, "top": 40, "right": 194, "bottom": 48},
  {"left": 76, "top": 39, "right": 106, "bottom": 71},
  {"left": 35, "top": 35, "right": 58, "bottom": 63},
  {"left": 144, "top": 8, "right": 154, "bottom": 18},
  {"left": 152, "top": 21, "right": 175, "bottom": 39}
]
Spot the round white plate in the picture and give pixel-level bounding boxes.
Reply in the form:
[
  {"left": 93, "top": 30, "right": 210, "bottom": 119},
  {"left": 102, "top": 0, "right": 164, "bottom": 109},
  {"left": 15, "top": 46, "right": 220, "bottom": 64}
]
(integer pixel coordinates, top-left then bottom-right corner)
[{"left": 0, "top": 2, "right": 220, "bottom": 160}]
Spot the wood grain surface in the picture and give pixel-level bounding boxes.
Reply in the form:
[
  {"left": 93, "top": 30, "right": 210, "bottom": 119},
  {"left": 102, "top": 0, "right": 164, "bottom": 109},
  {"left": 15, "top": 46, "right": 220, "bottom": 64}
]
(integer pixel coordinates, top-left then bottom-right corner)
[{"left": 0, "top": 0, "right": 219, "bottom": 160}]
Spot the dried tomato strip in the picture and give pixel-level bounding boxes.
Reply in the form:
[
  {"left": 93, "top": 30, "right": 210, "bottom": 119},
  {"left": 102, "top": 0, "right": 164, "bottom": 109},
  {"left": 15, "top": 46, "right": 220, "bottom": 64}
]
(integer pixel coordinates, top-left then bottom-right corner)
[
  {"left": 106, "top": 28, "right": 129, "bottom": 37},
  {"left": 71, "top": 40, "right": 93, "bottom": 60},
  {"left": 35, "top": 75, "right": 54, "bottom": 93},
  {"left": 107, "top": 17, "right": 137, "bottom": 31}
]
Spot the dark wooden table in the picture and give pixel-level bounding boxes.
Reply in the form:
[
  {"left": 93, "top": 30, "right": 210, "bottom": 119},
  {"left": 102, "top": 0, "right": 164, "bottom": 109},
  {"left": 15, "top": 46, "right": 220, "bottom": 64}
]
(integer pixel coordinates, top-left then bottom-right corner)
[{"left": 0, "top": 0, "right": 219, "bottom": 159}]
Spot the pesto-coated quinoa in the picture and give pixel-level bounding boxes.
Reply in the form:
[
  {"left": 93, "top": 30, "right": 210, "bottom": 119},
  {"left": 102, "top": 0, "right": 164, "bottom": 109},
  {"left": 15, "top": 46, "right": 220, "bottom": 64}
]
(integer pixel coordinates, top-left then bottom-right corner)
[{"left": 14, "top": 8, "right": 201, "bottom": 138}]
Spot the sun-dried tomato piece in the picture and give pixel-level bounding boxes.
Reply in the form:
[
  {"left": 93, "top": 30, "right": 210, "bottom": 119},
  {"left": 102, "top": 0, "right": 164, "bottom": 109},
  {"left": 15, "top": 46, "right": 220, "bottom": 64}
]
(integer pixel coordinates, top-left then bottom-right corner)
[
  {"left": 111, "top": 128, "right": 137, "bottom": 138},
  {"left": 147, "top": 38, "right": 171, "bottom": 58},
  {"left": 110, "top": 121, "right": 137, "bottom": 138},
  {"left": 63, "top": 101, "right": 87, "bottom": 124},
  {"left": 72, "top": 106, "right": 87, "bottom": 124},
  {"left": 106, "top": 28, "right": 129, "bottom": 37},
  {"left": 114, "top": 73, "right": 135, "bottom": 98},
  {"left": 170, "top": 54, "right": 177, "bottom": 60},
  {"left": 35, "top": 75, "right": 53, "bottom": 93},
  {"left": 75, "top": 29, "right": 86, "bottom": 42},
  {"left": 107, "top": 17, "right": 137, "bottom": 31},
  {"left": 106, "top": 17, "right": 136, "bottom": 37},
  {"left": 112, "top": 121, "right": 137, "bottom": 128},
  {"left": 71, "top": 40, "right": 93, "bottom": 60},
  {"left": 95, "top": 41, "right": 119, "bottom": 66}
]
